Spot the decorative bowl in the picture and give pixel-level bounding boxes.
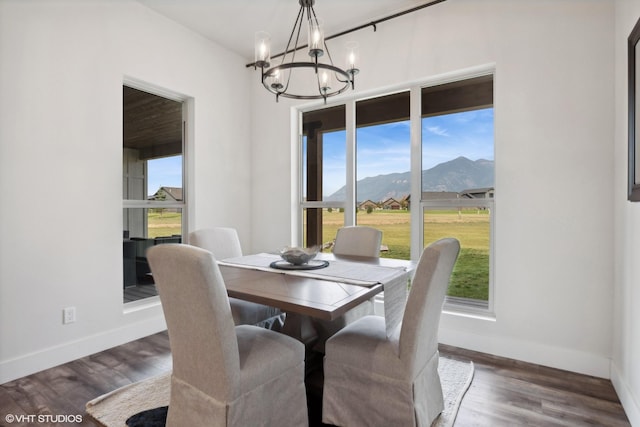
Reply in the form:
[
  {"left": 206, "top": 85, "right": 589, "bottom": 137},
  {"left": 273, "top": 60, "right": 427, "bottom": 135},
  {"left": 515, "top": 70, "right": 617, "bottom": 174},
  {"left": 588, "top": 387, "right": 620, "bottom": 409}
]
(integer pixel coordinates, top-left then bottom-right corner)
[{"left": 280, "top": 246, "right": 320, "bottom": 265}]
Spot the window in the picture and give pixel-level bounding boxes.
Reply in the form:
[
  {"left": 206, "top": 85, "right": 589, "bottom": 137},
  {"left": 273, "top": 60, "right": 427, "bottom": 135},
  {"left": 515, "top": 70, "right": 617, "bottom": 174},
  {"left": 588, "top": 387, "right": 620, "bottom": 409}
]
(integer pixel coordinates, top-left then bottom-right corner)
[
  {"left": 421, "top": 76, "right": 494, "bottom": 310},
  {"left": 299, "top": 72, "right": 494, "bottom": 313},
  {"left": 302, "top": 105, "right": 346, "bottom": 249},
  {"left": 123, "top": 85, "right": 186, "bottom": 303},
  {"left": 356, "top": 92, "right": 411, "bottom": 260}
]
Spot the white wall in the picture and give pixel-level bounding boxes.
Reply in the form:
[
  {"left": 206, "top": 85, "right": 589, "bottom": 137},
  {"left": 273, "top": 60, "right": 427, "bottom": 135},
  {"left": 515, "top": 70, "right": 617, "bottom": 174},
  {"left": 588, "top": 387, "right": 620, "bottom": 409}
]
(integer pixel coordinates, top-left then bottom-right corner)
[
  {"left": 250, "top": 0, "right": 616, "bottom": 379},
  {"left": 613, "top": 0, "right": 640, "bottom": 424},
  {"left": 0, "top": 0, "right": 252, "bottom": 383}
]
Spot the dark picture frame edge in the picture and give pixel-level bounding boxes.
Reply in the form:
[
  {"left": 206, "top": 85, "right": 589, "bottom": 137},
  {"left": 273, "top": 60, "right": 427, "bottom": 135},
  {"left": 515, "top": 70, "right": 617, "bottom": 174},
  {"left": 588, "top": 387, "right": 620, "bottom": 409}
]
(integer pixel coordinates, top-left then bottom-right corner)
[{"left": 628, "top": 16, "right": 640, "bottom": 201}]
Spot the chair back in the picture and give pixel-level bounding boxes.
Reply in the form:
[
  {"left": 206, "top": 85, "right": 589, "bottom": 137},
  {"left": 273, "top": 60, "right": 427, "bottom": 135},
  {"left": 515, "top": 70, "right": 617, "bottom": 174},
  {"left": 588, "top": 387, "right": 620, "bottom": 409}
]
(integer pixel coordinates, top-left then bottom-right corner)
[
  {"left": 399, "top": 238, "right": 460, "bottom": 374},
  {"left": 188, "top": 227, "right": 243, "bottom": 259},
  {"left": 332, "top": 226, "right": 382, "bottom": 258},
  {"left": 147, "top": 244, "right": 240, "bottom": 401}
]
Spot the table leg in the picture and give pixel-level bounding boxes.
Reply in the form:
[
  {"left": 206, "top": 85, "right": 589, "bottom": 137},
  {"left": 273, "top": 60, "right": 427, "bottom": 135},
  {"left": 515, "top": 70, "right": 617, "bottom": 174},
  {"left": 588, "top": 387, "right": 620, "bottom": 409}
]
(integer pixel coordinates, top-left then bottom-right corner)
[{"left": 281, "top": 312, "right": 319, "bottom": 346}]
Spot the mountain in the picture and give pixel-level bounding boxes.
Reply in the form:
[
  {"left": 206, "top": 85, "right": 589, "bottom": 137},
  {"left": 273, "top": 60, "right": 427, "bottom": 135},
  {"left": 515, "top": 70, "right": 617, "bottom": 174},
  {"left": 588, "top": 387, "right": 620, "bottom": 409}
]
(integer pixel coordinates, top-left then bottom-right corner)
[
  {"left": 325, "top": 156, "right": 494, "bottom": 202},
  {"left": 422, "top": 156, "right": 494, "bottom": 192}
]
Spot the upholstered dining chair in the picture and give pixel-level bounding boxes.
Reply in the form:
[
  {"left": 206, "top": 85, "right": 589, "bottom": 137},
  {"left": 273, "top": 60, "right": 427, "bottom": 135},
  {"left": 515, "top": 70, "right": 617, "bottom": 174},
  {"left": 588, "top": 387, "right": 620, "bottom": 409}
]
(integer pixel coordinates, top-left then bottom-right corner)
[
  {"left": 147, "top": 244, "right": 308, "bottom": 427},
  {"left": 332, "top": 225, "right": 383, "bottom": 258},
  {"left": 188, "top": 227, "right": 283, "bottom": 329},
  {"left": 312, "top": 226, "right": 384, "bottom": 352},
  {"left": 322, "top": 238, "right": 460, "bottom": 427}
]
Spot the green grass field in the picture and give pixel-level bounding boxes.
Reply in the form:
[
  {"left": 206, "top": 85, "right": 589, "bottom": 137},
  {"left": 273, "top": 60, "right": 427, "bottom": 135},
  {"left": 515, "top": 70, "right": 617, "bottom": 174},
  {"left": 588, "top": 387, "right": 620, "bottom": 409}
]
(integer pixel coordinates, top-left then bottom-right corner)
[
  {"left": 309, "top": 209, "right": 490, "bottom": 301},
  {"left": 146, "top": 209, "right": 490, "bottom": 301},
  {"left": 147, "top": 211, "right": 182, "bottom": 238}
]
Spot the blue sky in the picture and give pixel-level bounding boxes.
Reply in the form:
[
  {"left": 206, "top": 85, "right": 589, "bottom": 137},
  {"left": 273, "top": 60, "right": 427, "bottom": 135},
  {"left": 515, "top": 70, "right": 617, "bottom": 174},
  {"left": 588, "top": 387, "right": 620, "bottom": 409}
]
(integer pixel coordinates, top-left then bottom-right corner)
[
  {"left": 422, "top": 108, "right": 494, "bottom": 169},
  {"left": 147, "top": 108, "right": 494, "bottom": 198},
  {"left": 319, "top": 107, "right": 494, "bottom": 196},
  {"left": 147, "top": 155, "right": 183, "bottom": 196}
]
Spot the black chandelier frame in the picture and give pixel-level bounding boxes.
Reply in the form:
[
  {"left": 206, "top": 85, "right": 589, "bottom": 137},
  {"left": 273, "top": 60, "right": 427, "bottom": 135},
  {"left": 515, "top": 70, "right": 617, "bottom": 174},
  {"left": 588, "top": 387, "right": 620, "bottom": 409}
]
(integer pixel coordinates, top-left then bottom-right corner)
[
  {"left": 249, "top": 0, "right": 447, "bottom": 102},
  {"left": 256, "top": 0, "right": 357, "bottom": 102}
]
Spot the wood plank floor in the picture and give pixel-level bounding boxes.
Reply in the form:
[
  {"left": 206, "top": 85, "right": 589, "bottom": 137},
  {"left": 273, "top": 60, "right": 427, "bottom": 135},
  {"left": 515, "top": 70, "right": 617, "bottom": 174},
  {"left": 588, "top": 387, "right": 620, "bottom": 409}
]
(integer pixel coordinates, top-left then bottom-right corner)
[
  {"left": 123, "top": 284, "right": 158, "bottom": 303},
  {"left": 440, "top": 344, "right": 630, "bottom": 427},
  {"left": 0, "top": 331, "right": 630, "bottom": 426}
]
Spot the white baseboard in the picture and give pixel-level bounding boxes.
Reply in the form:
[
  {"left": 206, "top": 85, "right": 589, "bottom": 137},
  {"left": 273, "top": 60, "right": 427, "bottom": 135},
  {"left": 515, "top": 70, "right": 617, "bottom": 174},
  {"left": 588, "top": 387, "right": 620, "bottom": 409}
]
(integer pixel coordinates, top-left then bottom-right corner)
[
  {"left": 377, "top": 298, "right": 611, "bottom": 378},
  {"left": 0, "top": 316, "right": 167, "bottom": 384},
  {"left": 611, "top": 361, "right": 640, "bottom": 426},
  {"left": 438, "top": 326, "right": 611, "bottom": 379}
]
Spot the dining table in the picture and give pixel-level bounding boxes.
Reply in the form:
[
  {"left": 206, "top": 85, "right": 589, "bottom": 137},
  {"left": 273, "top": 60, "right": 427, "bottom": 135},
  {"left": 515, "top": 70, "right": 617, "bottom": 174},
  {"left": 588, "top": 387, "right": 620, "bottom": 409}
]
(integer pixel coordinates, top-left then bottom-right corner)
[{"left": 217, "top": 252, "right": 414, "bottom": 342}]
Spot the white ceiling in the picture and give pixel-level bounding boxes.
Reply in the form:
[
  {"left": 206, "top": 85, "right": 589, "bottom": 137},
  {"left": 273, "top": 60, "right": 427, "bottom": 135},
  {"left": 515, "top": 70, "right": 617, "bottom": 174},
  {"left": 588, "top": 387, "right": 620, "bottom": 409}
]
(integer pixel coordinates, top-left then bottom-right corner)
[{"left": 138, "top": 0, "right": 431, "bottom": 61}]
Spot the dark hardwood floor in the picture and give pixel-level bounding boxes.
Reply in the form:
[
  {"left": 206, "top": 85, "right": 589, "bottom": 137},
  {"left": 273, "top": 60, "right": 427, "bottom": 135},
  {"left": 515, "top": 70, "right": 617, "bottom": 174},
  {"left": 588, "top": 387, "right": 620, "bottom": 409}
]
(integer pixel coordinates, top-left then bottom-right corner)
[
  {"left": 440, "top": 344, "right": 630, "bottom": 427},
  {"left": 0, "top": 331, "right": 630, "bottom": 426}
]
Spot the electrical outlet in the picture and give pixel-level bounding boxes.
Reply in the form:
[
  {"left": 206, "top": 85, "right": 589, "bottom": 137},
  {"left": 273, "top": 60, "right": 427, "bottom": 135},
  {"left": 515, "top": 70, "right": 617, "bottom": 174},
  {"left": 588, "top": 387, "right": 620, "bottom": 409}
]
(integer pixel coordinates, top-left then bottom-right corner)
[{"left": 63, "top": 307, "right": 76, "bottom": 324}]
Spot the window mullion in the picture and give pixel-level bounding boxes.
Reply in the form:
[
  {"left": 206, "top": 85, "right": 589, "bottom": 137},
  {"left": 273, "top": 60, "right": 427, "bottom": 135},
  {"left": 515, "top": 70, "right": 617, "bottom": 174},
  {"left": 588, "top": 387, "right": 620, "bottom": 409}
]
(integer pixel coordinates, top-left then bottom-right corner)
[
  {"left": 345, "top": 99, "right": 356, "bottom": 226},
  {"left": 410, "top": 86, "right": 423, "bottom": 262}
]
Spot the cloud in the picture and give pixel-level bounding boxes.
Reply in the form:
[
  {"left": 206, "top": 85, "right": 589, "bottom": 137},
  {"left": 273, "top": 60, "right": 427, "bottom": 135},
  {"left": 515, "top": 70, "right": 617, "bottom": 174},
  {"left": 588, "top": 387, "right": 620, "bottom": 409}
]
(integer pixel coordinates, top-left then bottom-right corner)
[{"left": 426, "top": 126, "right": 450, "bottom": 137}]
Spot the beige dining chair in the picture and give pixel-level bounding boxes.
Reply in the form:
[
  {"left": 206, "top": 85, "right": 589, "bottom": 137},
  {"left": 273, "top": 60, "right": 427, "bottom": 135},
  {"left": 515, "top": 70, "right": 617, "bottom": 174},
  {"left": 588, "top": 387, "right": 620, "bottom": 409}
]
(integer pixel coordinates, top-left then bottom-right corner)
[
  {"left": 322, "top": 238, "right": 460, "bottom": 427},
  {"left": 312, "top": 226, "right": 383, "bottom": 352},
  {"left": 147, "top": 244, "right": 308, "bottom": 427},
  {"left": 188, "top": 227, "right": 283, "bottom": 329},
  {"left": 332, "top": 225, "right": 383, "bottom": 258}
]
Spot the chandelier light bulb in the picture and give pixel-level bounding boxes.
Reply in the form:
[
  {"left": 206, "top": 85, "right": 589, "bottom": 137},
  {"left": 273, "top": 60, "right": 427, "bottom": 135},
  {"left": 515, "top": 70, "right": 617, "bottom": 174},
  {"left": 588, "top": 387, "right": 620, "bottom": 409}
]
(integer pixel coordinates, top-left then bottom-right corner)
[
  {"left": 270, "top": 69, "right": 283, "bottom": 91},
  {"left": 320, "top": 71, "right": 329, "bottom": 89},
  {"left": 345, "top": 41, "right": 360, "bottom": 76},
  {"left": 308, "top": 18, "right": 324, "bottom": 58},
  {"left": 254, "top": 31, "right": 271, "bottom": 68}
]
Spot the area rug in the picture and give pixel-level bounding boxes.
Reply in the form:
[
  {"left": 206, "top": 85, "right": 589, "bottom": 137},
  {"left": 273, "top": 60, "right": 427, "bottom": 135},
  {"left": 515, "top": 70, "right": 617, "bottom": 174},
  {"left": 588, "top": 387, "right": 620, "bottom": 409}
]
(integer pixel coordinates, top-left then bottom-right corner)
[
  {"left": 86, "top": 373, "right": 171, "bottom": 427},
  {"left": 85, "top": 357, "right": 473, "bottom": 427},
  {"left": 432, "top": 357, "right": 475, "bottom": 427}
]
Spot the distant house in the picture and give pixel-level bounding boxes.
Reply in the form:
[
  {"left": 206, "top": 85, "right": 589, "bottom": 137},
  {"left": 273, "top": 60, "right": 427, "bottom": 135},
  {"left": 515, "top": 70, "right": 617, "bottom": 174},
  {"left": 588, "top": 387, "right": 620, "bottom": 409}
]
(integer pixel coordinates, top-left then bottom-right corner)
[
  {"left": 149, "top": 186, "right": 183, "bottom": 202},
  {"left": 422, "top": 191, "right": 460, "bottom": 201},
  {"left": 400, "top": 194, "right": 410, "bottom": 210},
  {"left": 148, "top": 187, "right": 183, "bottom": 213},
  {"left": 460, "top": 187, "right": 494, "bottom": 199},
  {"left": 381, "top": 197, "right": 402, "bottom": 210},
  {"left": 358, "top": 200, "right": 379, "bottom": 211}
]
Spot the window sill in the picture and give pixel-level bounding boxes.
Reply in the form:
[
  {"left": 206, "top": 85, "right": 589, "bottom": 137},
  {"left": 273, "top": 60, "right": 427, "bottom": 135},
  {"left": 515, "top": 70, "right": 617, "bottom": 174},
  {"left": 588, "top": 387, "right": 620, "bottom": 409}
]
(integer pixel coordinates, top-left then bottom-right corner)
[
  {"left": 123, "top": 296, "right": 161, "bottom": 314},
  {"left": 443, "top": 297, "right": 495, "bottom": 321}
]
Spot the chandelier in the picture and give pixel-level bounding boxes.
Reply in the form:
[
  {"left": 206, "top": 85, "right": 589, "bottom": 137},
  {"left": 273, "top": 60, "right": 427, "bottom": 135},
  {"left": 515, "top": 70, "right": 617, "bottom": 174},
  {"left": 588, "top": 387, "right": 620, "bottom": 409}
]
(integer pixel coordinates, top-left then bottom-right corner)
[{"left": 253, "top": 0, "right": 359, "bottom": 102}]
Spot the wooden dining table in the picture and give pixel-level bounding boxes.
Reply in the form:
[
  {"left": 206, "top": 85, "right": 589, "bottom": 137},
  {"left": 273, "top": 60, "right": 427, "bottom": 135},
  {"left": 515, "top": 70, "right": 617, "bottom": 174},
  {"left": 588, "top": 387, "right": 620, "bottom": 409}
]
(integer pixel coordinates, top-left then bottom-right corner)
[{"left": 217, "top": 252, "right": 414, "bottom": 341}]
